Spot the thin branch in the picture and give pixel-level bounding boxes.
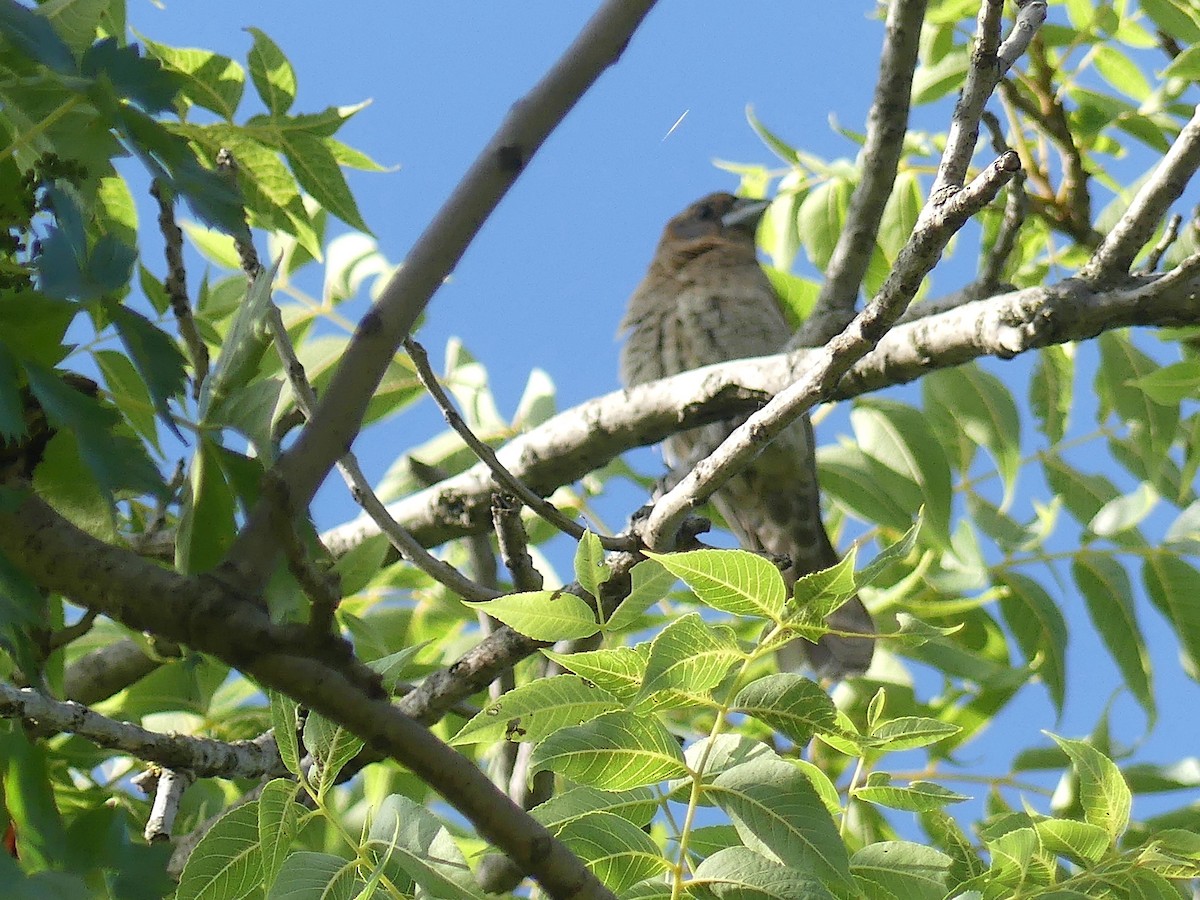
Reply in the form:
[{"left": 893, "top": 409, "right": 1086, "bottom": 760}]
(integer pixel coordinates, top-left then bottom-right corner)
[
  {"left": 1141, "top": 214, "right": 1183, "bottom": 273},
  {"left": 997, "top": 0, "right": 1048, "bottom": 72},
  {"left": 265, "top": 305, "right": 498, "bottom": 604},
  {"left": 797, "top": 0, "right": 927, "bottom": 346},
  {"left": 978, "top": 110, "right": 1027, "bottom": 287},
  {"left": 641, "top": 152, "right": 1022, "bottom": 549},
  {"left": 150, "top": 180, "right": 209, "bottom": 398},
  {"left": 226, "top": 0, "right": 661, "bottom": 589},
  {"left": 141, "top": 768, "right": 194, "bottom": 843},
  {"left": 46, "top": 609, "right": 97, "bottom": 651},
  {"left": 1081, "top": 104, "right": 1200, "bottom": 283},
  {"left": 0, "top": 683, "right": 285, "bottom": 778},
  {"left": 492, "top": 493, "right": 545, "bottom": 592},
  {"left": 929, "top": 0, "right": 1008, "bottom": 198},
  {"left": 406, "top": 338, "right": 631, "bottom": 552}
]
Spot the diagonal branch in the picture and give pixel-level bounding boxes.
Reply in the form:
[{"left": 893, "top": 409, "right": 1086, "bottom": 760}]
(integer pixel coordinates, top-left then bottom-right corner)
[
  {"left": 1080, "top": 104, "right": 1200, "bottom": 283},
  {"left": 226, "top": 0, "right": 661, "bottom": 589},
  {"left": 641, "top": 152, "right": 1021, "bottom": 549},
  {"left": 796, "top": 0, "right": 927, "bottom": 346}
]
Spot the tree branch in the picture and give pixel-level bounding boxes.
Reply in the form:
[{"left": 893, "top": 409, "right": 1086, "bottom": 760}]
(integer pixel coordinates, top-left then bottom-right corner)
[
  {"left": 796, "top": 0, "right": 927, "bottom": 345},
  {"left": 226, "top": 0, "right": 660, "bottom": 589},
  {"left": 1080, "top": 104, "right": 1200, "bottom": 283},
  {"left": 322, "top": 267, "right": 1198, "bottom": 557},
  {"left": 0, "top": 683, "right": 285, "bottom": 778}
]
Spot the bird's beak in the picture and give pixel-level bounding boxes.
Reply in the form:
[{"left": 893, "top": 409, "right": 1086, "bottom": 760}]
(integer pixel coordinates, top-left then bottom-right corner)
[{"left": 721, "top": 197, "right": 771, "bottom": 229}]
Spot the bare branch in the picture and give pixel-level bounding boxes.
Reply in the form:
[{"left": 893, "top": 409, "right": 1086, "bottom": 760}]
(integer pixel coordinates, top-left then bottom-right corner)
[
  {"left": 797, "top": 0, "right": 927, "bottom": 345},
  {"left": 151, "top": 180, "right": 209, "bottom": 398},
  {"left": 227, "top": 1, "right": 661, "bottom": 588},
  {"left": 1081, "top": 104, "right": 1200, "bottom": 283},
  {"left": 492, "top": 493, "right": 545, "bottom": 592},
  {"left": 266, "top": 304, "right": 498, "bottom": 604},
  {"left": 142, "top": 768, "right": 194, "bottom": 843},
  {"left": 0, "top": 683, "right": 285, "bottom": 778},
  {"left": 997, "top": 0, "right": 1048, "bottom": 72},
  {"left": 323, "top": 250, "right": 1197, "bottom": 561},
  {"left": 978, "top": 110, "right": 1027, "bottom": 288},
  {"left": 1142, "top": 214, "right": 1183, "bottom": 273},
  {"left": 65, "top": 638, "right": 180, "bottom": 705},
  {"left": 641, "top": 152, "right": 1021, "bottom": 549},
  {"left": 406, "top": 338, "right": 632, "bottom": 552}
]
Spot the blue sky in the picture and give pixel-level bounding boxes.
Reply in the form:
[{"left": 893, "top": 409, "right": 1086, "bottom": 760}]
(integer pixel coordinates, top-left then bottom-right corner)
[{"left": 130, "top": 2, "right": 1200, "bottom": 828}]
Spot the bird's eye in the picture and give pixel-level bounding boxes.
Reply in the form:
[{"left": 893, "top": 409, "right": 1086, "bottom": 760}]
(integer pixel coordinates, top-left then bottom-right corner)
[{"left": 695, "top": 204, "right": 715, "bottom": 222}]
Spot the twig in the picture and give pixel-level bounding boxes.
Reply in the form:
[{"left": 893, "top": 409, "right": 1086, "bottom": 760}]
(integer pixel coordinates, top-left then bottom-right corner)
[
  {"left": 0, "top": 682, "right": 285, "bottom": 778},
  {"left": 405, "top": 338, "right": 631, "bottom": 552},
  {"left": 1081, "top": 104, "right": 1200, "bottom": 283},
  {"left": 640, "top": 152, "right": 1022, "bottom": 550},
  {"left": 978, "top": 110, "right": 1028, "bottom": 287},
  {"left": 226, "top": 0, "right": 661, "bottom": 591},
  {"left": 150, "top": 180, "right": 209, "bottom": 398},
  {"left": 492, "top": 493, "right": 545, "bottom": 592},
  {"left": 141, "top": 768, "right": 194, "bottom": 843},
  {"left": 1140, "top": 214, "right": 1182, "bottom": 274},
  {"left": 997, "top": 0, "right": 1047, "bottom": 73},
  {"left": 46, "top": 609, "right": 97, "bottom": 651},
  {"left": 797, "top": 0, "right": 927, "bottom": 346},
  {"left": 265, "top": 308, "right": 498, "bottom": 604}
]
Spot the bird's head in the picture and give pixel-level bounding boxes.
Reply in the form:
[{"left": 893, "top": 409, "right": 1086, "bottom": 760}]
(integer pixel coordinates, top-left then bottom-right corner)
[{"left": 655, "top": 192, "right": 769, "bottom": 268}]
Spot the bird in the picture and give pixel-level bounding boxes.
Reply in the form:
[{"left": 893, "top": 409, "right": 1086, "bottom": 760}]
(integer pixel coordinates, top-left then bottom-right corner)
[{"left": 619, "top": 191, "right": 874, "bottom": 678}]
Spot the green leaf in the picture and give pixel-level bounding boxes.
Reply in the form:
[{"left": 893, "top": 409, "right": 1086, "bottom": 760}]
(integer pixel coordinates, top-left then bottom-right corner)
[
  {"left": 25, "top": 363, "right": 165, "bottom": 500},
  {"left": 1142, "top": 555, "right": 1200, "bottom": 675},
  {"left": 1092, "top": 46, "right": 1153, "bottom": 101},
  {"left": 266, "top": 851, "right": 363, "bottom": 899},
  {"left": 790, "top": 551, "right": 858, "bottom": 627},
  {"left": 850, "top": 841, "right": 953, "bottom": 900},
  {"left": 139, "top": 36, "right": 245, "bottom": 119},
  {"left": 176, "top": 802, "right": 263, "bottom": 900},
  {"left": 175, "top": 436, "right": 236, "bottom": 575},
  {"left": 997, "top": 572, "right": 1068, "bottom": 714},
  {"left": 531, "top": 786, "right": 657, "bottom": 830},
  {"left": 464, "top": 590, "right": 598, "bottom": 642},
  {"left": 645, "top": 548, "right": 785, "bottom": 620},
  {"left": 912, "top": 48, "right": 970, "bottom": 104},
  {"left": 303, "top": 713, "right": 364, "bottom": 798},
  {"left": 852, "top": 399, "right": 953, "bottom": 548},
  {"left": 246, "top": 27, "right": 296, "bottom": 116},
  {"left": 93, "top": 349, "right": 159, "bottom": 451},
  {"left": 0, "top": 727, "right": 67, "bottom": 870},
  {"left": 636, "top": 613, "right": 742, "bottom": 701},
  {"left": 107, "top": 303, "right": 186, "bottom": 441},
  {"left": 541, "top": 645, "right": 648, "bottom": 704},
  {"left": 691, "top": 847, "right": 835, "bottom": 900},
  {"left": 1049, "top": 734, "right": 1131, "bottom": 839},
  {"left": 556, "top": 812, "right": 670, "bottom": 893},
  {"left": 798, "top": 176, "right": 853, "bottom": 270},
  {"left": 1130, "top": 360, "right": 1200, "bottom": 405},
  {"left": 1140, "top": 0, "right": 1200, "bottom": 43},
  {"left": 1072, "top": 553, "right": 1153, "bottom": 720},
  {"left": 452, "top": 675, "right": 623, "bottom": 745},
  {"left": 530, "top": 711, "right": 687, "bottom": 791},
  {"left": 854, "top": 773, "right": 969, "bottom": 812},
  {"left": 1097, "top": 333, "right": 1178, "bottom": 461},
  {"left": 1088, "top": 481, "right": 1157, "bottom": 538},
  {"left": 281, "top": 130, "right": 369, "bottom": 232},
  {"left": 365, "top": 795, "right": 482, "bottom": 900},
  {"left": 32, "top": 430, "right": 116, "bottom": 540},
  {"left": 606, "top": 559, "right": 676, "bottom": 632},
  {"left": 868, "top": 716, "right": 961, "bottom": 752},
  {"left": 574, "top": 530, "right": 609, "bottom": 600},
  {"left": 924, "top": 364, "right": 1021, "bottom": 499},
  {"left": 1043, "top": 455, "right": 1120, "bottom": 529},
  {"left": 0, "top": 1, "right": 76, "bottom": 74},
  {"left": 708, "top": 757, "right": 853, "bottom": 893},
  {"left": 1034, "top": 818, "right": 1111, "bottom": 866},
  {"left": 1031, "top": 345, "right": 1073, "bottom": 444},
  {"left": 819, "top": 444, "right": 918, "bottom": 533},
  {"left": 732, "top": 673, "right": 840, "bottom": 745},
  {"left": 268, "top": 691, "right": 302, "bottom": 776},
  {"left": 258, "top": 779, "right": 301, "bottom": 893}
]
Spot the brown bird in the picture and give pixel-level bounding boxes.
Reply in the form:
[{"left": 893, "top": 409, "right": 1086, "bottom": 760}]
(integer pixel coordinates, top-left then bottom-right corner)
[{"left": 620, "top": 192, "right": 874, "bottom": 678}]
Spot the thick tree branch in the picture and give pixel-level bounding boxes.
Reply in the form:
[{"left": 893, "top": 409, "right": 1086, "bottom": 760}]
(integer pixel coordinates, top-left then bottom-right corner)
[
  {"left": 0, "top": 491, "right": 613, "bottom": 900},
  {"left": 322, "top": 269, "right": 1199, "bottom": 557},
  {"left": 226, "top": 0, "right": 660, "bottom": 589},
  {"left": 797, "top": 0, "right": 926, "bottom": 345},
  {"left": 0, "top": 683, "right": 285, "bottom": 778},
  {"left": 1081, "top": 104, "right": 1200, "bottom": 283}
]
